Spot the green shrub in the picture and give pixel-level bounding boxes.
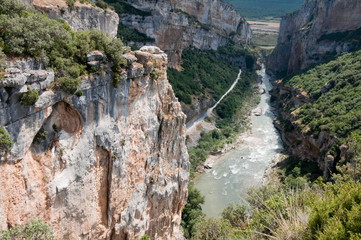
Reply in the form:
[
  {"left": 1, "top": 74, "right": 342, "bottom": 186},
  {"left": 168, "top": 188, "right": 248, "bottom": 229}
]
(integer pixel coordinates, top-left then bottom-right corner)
[
  {"left": 221, "top": 203, "right": 247, "bottom": 228},
  {"left": 181, "top": 183, "right": 205, "bottom": 238},
  {"left": 192, "top": 217, "right": 232, "bottom": 240},
  {"left": 0, "top": 126, "right": 13, "bottom": 152},
  {"left": 308, "top": 181, "right": 361, "bottom": 239},
  {"left": 139, "top": 235, "right": 150, "bottom": 240},
  {"left": 112, "top": 72, "right": 121, "bottom": 88},
  {"left": 34, "top": 128, "right": 48, "bottom": 144},
  {"left": 66, "top": 0, "right": 76, "bottom": 8},
  {"left": 0, "top": 0, "right": 32, "bottom": 16},
  {"left": 0, "top": 219, "right": 55, "bottom": 240},
  {"left": 58, "top": 77, "right": 79, "bottom": 94},
  {"left": 20, "top": 89, "right": 39, "bottom": 106},
  {"left": 117, "top": 23, "right": 155, "bottom": 44},
  {"left": 95, "top": 0, "right": 107, "bottom": 9},
  {"left": 75, "top": 90, "right": 83, "bottom": 97},
  {"left": 0, "top": 0, "right": 126, "bottom": 84}
]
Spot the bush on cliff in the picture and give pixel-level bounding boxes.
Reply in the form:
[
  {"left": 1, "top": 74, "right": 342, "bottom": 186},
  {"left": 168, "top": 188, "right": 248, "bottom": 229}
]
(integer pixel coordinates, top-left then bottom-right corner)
[
  {"left": 0, "top": 219, "right": 55, "bottom": 240},
  {"left": 0, "top": 126, "right": 13, "bottom": 152},
  {"left": 0, "top": 0, "right": 126, "bottom": 90},
  {"left": 20, "top": 89, "right": 39, "bottom": 106}
]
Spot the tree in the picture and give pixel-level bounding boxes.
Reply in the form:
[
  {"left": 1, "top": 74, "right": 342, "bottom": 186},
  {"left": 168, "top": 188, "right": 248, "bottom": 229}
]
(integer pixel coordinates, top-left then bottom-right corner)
[{"left": 181, "top": 183, "right": 205, "bottom": 238}]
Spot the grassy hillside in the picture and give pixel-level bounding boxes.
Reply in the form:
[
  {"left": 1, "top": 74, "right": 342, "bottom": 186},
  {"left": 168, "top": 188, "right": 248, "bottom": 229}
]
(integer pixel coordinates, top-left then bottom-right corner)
[{"left": 223, "top": 0, "right": 304, "bottom": 20}]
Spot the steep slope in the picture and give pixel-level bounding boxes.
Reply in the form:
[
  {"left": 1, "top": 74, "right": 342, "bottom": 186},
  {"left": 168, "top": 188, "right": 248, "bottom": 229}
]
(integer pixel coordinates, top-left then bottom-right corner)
[
  {"left": 109, "top": 0, "right": 252, "bottom": 67},
  {"left": 271, "top": 50, "right": 361, "bottom": 179},
  {"left": 0, "top": 46, "right": 189, "bottom": 240},
  {"left": 267, "top": 0, "right": 361, "bottom": 75}
]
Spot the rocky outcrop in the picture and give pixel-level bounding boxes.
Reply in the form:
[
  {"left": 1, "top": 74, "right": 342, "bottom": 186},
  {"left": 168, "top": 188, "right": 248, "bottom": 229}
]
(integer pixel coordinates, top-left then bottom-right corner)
[
  {"left": 32, "top": 0, "right": 119, "bottom": 38},
  {"left": 0, "top": 46, "right": 189, "bottom": 239},
  {"left": 119, "top": 0, "right": 252, "bottom": 67},
  {"left": 267, "top": 0, "right": 361, "bottom": 75},
  {"left": 270, "top": 83, "right": 336, "bottom": 179}
]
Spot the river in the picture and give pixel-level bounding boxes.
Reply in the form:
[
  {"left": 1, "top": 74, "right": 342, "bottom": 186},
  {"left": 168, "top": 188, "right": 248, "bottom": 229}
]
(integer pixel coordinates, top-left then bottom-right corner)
[{"left": 194, "top": 66, "right": 283, "bottom": 217}]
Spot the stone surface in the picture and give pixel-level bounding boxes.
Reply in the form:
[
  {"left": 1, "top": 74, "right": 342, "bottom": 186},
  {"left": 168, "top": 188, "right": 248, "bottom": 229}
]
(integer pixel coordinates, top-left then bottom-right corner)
[
  {"left": 267, "top": 0, "right": 361, "bottom": 75},
  {"left": 0, "top": 49, "right": 189, "bottom": 239},
  {"left": 119, "top": 0, "right": 252, "bottom": 67},
  {"left": 252, "top": 107, "right": 262, "bottom": 116},
  {"left": 32, "top": 0, "right": 119, "bottom": 38},
  {"left": 271, "top": 82, "right": 337, "bottom": 180}
]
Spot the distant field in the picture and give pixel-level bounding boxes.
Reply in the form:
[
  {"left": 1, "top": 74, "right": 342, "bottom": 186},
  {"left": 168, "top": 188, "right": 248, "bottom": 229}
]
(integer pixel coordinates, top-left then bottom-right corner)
[
  {"left": 248, "top": 21, "right": 279, "bottom": 49},
  {"left": 223, "top": 0, "right": 304, "bottom": 20}
]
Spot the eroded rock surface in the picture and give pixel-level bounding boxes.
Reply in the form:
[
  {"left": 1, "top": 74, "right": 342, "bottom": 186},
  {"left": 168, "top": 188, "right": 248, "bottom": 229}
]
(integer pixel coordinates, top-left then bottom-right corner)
[
  {"left": 0, "top": 46, "right": 189, "bottom": 239},
  {"left": 120, "top": 0, "right": 252, "bottom": 67},
  {"left": 267, "top": 0, "right": 361, "bottom": 75}
]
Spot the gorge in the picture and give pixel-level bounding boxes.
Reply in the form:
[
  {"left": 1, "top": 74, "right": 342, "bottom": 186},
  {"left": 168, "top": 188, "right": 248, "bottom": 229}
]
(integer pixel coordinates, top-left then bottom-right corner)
[
  {"left": 195, "top": 67, "right": 283, "bottom": 217},
  {"left": 2, "top": 0, "right": 361, "bottom": 239}
]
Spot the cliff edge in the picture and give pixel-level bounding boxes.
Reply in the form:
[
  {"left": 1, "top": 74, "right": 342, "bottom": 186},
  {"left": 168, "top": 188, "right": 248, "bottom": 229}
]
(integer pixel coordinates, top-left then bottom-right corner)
[
  {"left": 0, "top": 46, "right": 189, "bottom": 239},
  {"left": 267, "top": 0, "right": 361, "bottom": 75}
]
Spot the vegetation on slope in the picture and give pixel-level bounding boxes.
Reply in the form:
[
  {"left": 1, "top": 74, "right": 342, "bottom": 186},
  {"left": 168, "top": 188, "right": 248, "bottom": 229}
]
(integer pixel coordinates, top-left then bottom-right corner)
[
  {"left": 0, "top": 0, "right": 126, "bottom": 95},
  {"left": 168, "top": 47, "right": 254, "bottom": 105},
  {"left": 104, "top": 0, "right": 155, "bottom": 44},
  {"left": 0, "top": 219, "right": 56, "bottom": 240},
  {"left": 222, "top": 0, "right": 304, "bottom": 20},
  {"left": 283, "top": 50, "right": 361, "bottom": 153}
]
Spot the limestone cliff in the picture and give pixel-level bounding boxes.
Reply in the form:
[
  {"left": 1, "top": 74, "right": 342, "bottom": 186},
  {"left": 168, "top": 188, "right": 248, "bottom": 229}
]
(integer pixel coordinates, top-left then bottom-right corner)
[
  {"left": 118, "top": 0, "right": 252, "bottom": 67},
  {"left": 0, "top": 46, "right": 189, "bottom": 239},
  {"left": 32, "top": 0, "right": 119, "bottom": 38},
  {"left": 267, "top": 0, "right": 361, "bottom": 75}
]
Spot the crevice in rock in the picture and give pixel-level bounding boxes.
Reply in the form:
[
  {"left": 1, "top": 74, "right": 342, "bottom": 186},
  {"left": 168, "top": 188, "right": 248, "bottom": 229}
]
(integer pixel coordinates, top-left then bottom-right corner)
[{"left": 95, "top": 145, "right": 111, "bottom": 228}]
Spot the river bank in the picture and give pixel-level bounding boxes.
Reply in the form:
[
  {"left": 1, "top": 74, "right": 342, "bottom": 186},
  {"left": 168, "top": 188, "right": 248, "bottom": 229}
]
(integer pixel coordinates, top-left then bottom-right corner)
[{"left": 194, "top": 66, "right": 284, "bottom": 217}]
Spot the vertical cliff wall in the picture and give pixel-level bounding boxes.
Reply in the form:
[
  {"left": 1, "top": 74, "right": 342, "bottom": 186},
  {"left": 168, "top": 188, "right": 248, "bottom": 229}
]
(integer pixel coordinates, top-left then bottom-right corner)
[
  {"left": 0, "top": 46, "right": 189, "bottom": 239},
  {"left": 267, "top": 0, "right": 361, "bottom": 75},
  {"left": 118, "top": 0, "right": 252, "bottom": 67}
]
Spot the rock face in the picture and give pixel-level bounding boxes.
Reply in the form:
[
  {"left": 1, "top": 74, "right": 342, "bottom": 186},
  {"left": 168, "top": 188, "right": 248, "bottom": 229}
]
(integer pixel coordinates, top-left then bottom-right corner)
[
  {"left": 0, "top": 46, "right": 189, "bottom": 239},
  {"left": 270, "top": 83, "right": 335, "bottom": 179},
  {"left": 32, "top": 0, "right": 119, "bottom": 38},
  {"left": 120, "top": 0, "right": 252, "bottom": 67},
  {"left": 267, "top": 0, "right": 361, "bottom": 75}
]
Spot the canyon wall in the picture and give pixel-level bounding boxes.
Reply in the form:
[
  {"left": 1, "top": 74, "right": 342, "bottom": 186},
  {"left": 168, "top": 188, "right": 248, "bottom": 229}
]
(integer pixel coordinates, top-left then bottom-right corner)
[
  {"left": 32, "top": 0, "right": 119, "bottom": 38},
  {"left": 270, "top": 84, "right": 336, "bottom": 179},
  {"left": 119, "top": 0, "right": 252, "bottom": 67},
  {"left": 0, "top": 46, "right": 189, "bottom": 239},
  {"left": 267, "top": 0, "right": 361, "bottom": 75}
]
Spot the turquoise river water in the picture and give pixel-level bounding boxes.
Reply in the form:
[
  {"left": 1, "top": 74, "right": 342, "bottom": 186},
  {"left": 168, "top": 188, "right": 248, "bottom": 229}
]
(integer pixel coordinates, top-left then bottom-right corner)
[{"left": 194, "top": 67, "right": 284, "bottom": 217}]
